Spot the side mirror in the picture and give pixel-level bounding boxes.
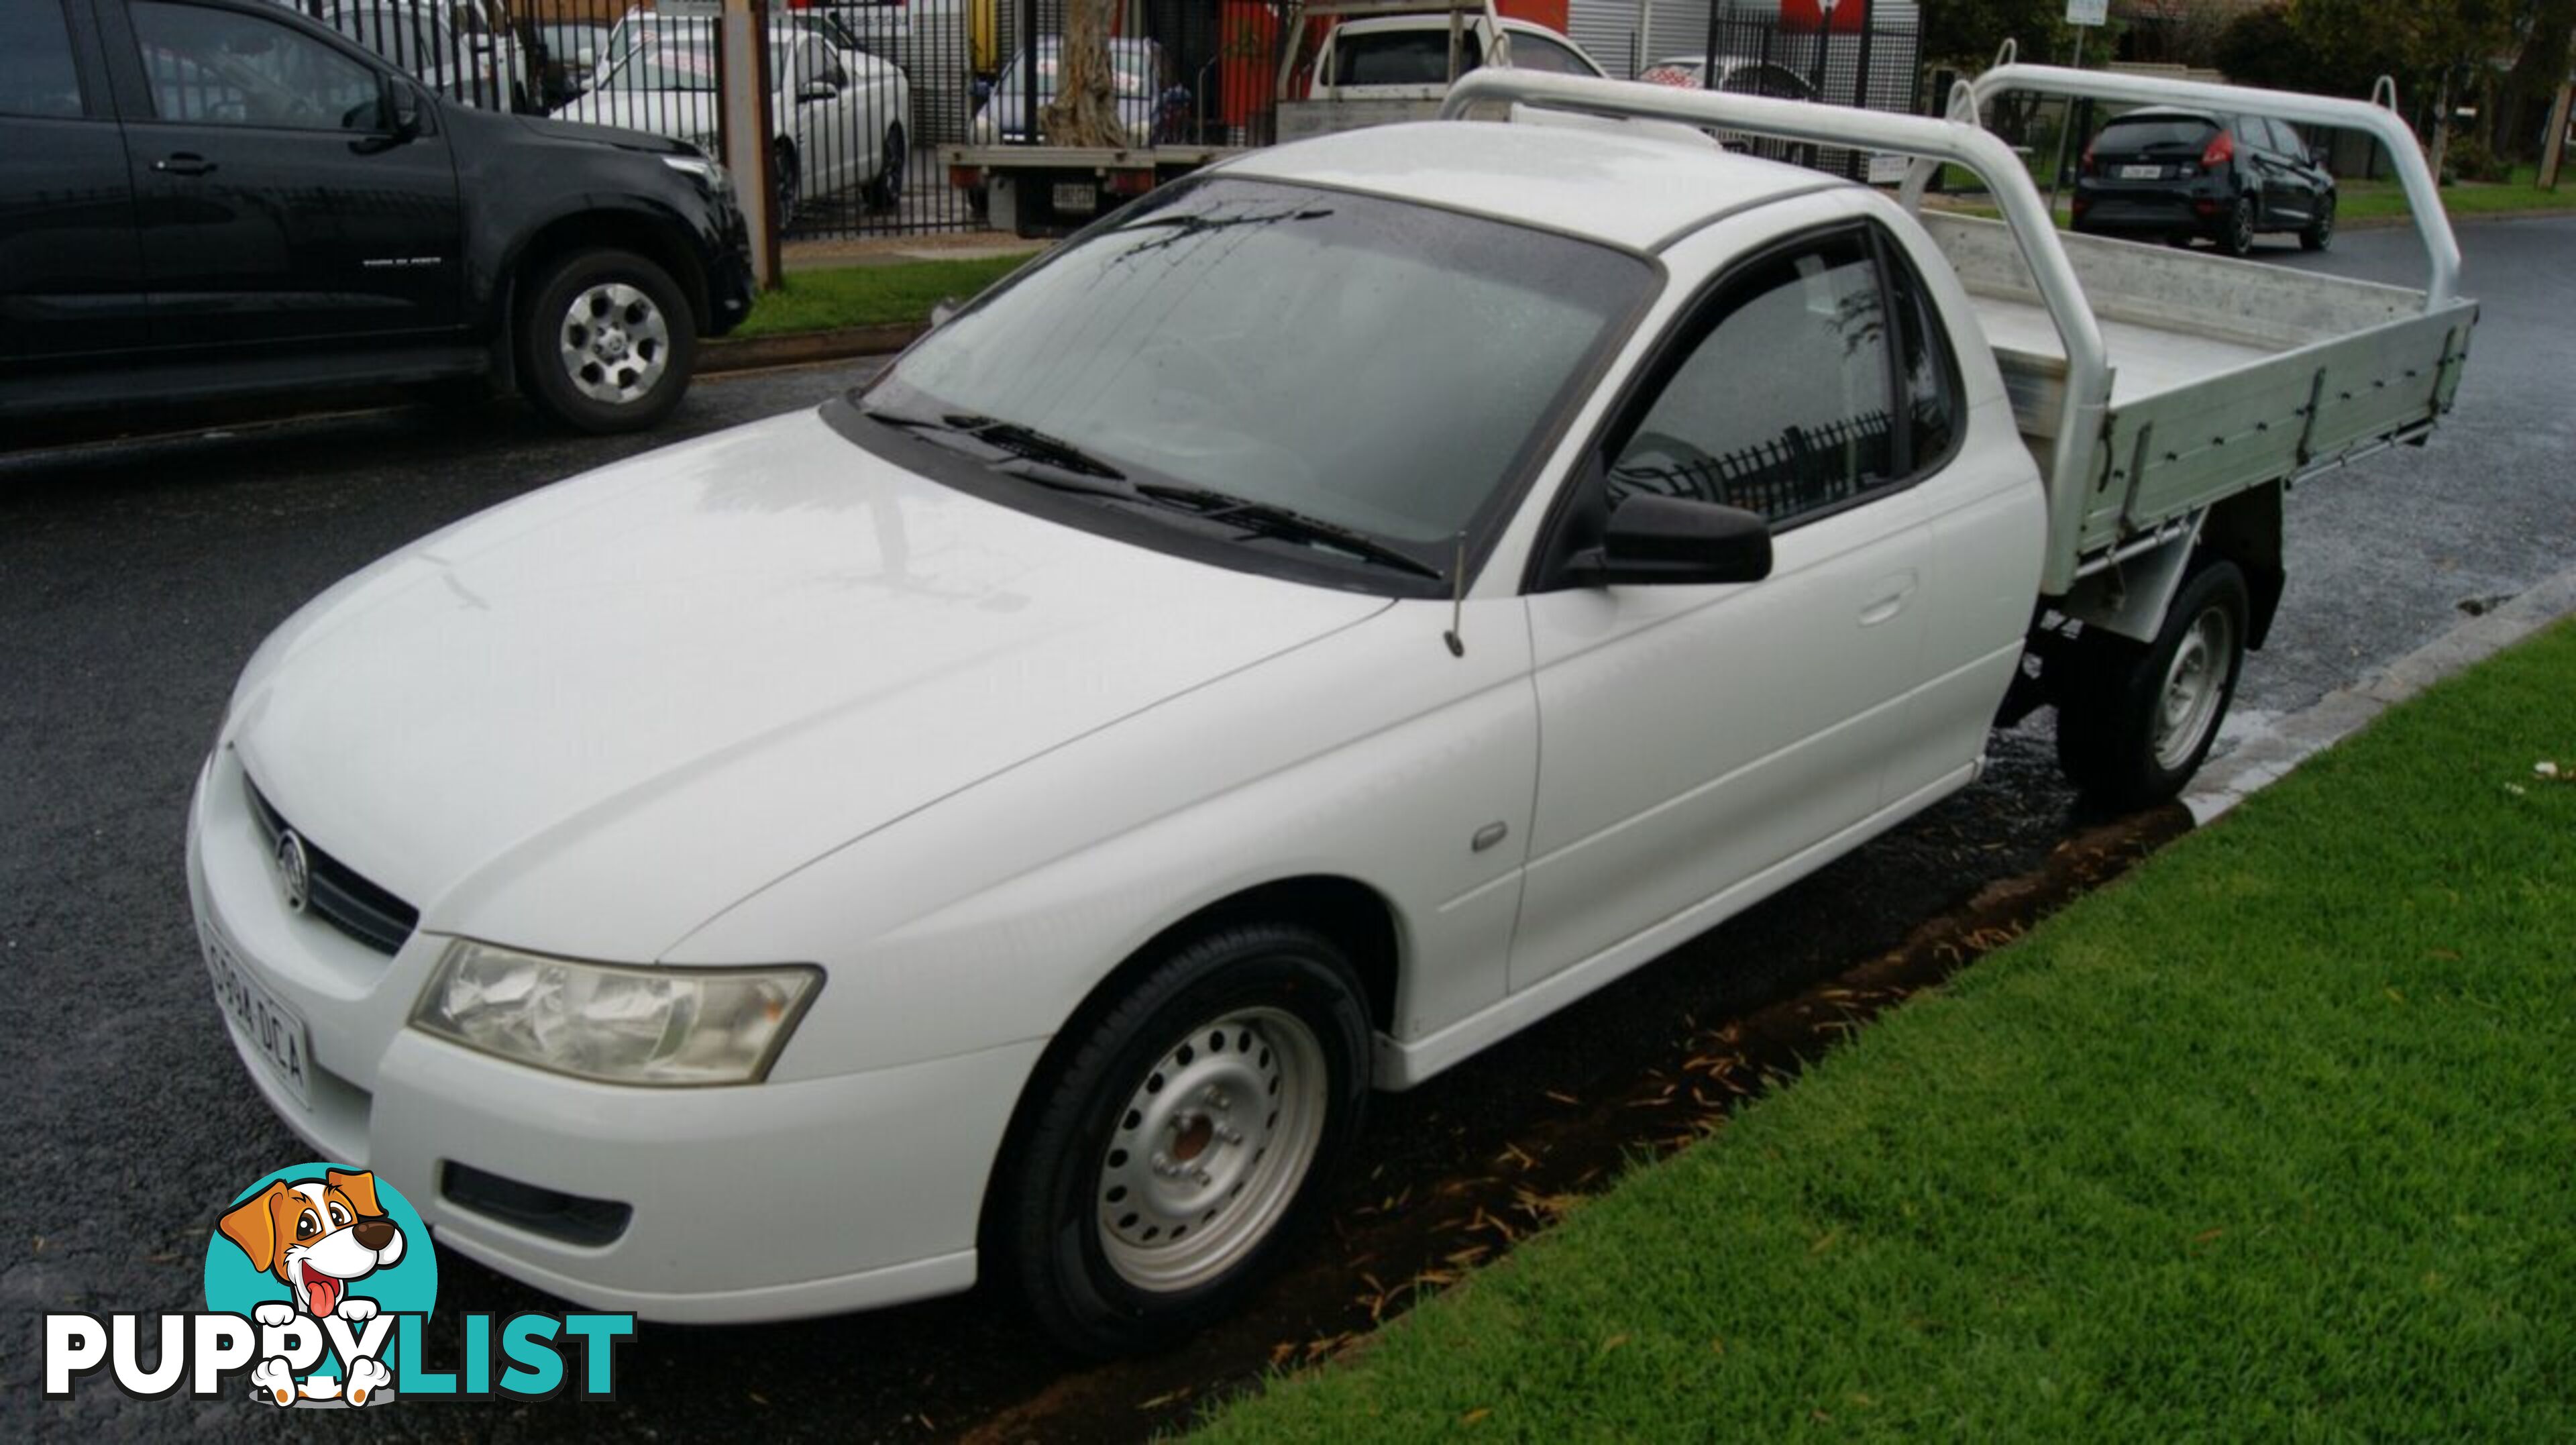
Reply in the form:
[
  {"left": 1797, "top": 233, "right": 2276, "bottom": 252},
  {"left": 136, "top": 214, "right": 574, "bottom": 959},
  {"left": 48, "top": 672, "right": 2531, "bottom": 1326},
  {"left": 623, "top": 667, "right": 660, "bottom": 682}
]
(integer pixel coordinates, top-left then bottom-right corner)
[
  {"left": 798, "top": 81, "right": 839, "bottom": 104},
  {"left": 1566, "top": 494, "right": 1772, "bottom": 586},
  {"left": 355, "top": 75, "right": 423, "bottom": 151}
]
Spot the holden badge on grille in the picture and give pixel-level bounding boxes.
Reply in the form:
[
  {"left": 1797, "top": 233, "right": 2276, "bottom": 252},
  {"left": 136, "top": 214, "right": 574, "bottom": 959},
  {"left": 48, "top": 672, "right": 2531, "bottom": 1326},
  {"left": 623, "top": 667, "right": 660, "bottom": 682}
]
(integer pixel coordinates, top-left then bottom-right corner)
[{"left": 274, "top": 830, "right": 311, "bottom": 914}]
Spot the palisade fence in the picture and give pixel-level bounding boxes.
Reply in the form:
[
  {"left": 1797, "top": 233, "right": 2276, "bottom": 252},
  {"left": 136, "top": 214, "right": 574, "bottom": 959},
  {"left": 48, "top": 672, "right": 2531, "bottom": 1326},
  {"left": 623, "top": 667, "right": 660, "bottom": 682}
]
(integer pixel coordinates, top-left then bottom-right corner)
[{"left": 290, "top": 1, "right": 1927, "bottom": 244}]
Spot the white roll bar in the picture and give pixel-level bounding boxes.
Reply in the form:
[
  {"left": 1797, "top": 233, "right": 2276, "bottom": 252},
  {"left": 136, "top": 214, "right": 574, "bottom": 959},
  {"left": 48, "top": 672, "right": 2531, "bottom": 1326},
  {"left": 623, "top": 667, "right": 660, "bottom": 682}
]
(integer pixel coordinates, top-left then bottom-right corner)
[
  {"left": 1969, "top": 64, "right": 2460, "bottom": 310},
  {"left": 1439, "top": 67, "right": 2112, "bottom": 565}
]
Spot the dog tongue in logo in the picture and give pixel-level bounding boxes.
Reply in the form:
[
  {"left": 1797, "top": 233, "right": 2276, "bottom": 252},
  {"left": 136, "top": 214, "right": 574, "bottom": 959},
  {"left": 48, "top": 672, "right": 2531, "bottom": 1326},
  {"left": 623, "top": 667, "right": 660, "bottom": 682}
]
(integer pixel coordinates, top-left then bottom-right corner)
[{"left": 302, "top": 1262, "right": 343, "bottom": 1318}]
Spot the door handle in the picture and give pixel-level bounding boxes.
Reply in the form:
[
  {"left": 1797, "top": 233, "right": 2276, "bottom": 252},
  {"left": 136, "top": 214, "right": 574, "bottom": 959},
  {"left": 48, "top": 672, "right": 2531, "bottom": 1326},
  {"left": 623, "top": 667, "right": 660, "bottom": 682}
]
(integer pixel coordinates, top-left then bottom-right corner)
[
  {"left": 1858, "top": 571, "right": 1918, "bottom": 628},
  {"left": 153, "top": 154, "right": 217, "bottom": 176}
]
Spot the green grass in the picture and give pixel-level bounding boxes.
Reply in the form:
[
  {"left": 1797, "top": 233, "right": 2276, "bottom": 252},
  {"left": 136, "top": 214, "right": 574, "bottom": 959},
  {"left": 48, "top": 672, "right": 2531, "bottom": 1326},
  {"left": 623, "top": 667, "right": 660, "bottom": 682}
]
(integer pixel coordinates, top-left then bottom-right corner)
[
  {"left": 731, "top": 254, "right": 1032, "bottom": 339},
  {"left": 1929, "top": 161, "right": 2575, "bottom": 228},
  {"left": 2343, "top": 164, "right": 2576, "bottom": 222},
  {"left": 1200, "top": 622, "right": 2576, "bottom": 1441}
]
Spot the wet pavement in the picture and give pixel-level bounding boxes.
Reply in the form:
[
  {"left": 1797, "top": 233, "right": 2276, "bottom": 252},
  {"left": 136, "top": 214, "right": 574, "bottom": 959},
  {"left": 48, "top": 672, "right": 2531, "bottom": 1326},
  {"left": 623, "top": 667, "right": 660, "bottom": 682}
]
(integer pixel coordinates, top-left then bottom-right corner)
[{"left": 4, "top": 217, "right": 2569, "bottom": 1441}]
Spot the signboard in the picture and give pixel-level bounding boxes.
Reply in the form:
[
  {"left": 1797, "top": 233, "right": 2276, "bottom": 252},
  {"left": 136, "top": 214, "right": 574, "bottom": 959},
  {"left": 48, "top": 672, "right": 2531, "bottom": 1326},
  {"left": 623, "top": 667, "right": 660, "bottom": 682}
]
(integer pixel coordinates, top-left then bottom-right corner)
[
  {"left": 2065, "top": 0, "right": 2109, "bottom": 24},
  {"left": 1781, "top": 0, "right": 1867, "bottom": 35}
]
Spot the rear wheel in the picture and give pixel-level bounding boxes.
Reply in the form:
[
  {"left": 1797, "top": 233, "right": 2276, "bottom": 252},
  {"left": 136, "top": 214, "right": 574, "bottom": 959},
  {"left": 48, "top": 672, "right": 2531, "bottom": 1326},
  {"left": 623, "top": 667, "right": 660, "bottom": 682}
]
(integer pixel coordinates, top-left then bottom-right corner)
[
  {"left": 2218, "top": 195, "right": 2256, "bottom": 257},
  {"left": 2055, "top": 559, "right": 2249, "bottom": 811},
  {"left": 994, "top": 922, "right": 1371, "bottom": 1356},
  {"left": 519, "top": 249, "right": 696, "bottom": 434},
  {"left": 2300, "top": 193, "right": 2336, "bottom": 251}
]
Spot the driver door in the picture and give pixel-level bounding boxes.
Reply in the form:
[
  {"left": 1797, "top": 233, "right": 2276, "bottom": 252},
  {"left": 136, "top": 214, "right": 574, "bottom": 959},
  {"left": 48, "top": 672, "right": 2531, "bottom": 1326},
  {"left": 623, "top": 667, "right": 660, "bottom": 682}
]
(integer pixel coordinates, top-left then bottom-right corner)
[
  {"left": 1510, "top": 221, "right": 1935, "bottom": 992},
  {"left": 103, "top": 0, "right": 463, "bottom": 352}
]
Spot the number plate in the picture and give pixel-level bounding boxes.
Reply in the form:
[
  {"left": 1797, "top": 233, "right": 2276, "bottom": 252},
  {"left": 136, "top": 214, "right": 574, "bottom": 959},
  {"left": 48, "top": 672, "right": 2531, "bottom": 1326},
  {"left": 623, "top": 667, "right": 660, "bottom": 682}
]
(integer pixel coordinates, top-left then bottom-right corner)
[
  {"left": 203, "top": 928, "right": 313, "bottom": 1108},
  {"left": 1053, "top": 181, "right": 1097, "bottom": 215},
  {"left": 2119, "top": 164, "right": 2164, "bottom": 180}
]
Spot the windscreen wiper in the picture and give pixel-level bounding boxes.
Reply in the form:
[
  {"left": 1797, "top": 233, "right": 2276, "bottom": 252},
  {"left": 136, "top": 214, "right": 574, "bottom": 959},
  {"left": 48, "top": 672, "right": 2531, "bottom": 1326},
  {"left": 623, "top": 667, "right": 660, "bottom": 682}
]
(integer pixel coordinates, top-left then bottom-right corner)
[
  {"left": 1135, "top": 482, "right": 1446, "bottom": 582},
  {"left": 859, "top": 405, "right": 1126, "bottom": 482}
]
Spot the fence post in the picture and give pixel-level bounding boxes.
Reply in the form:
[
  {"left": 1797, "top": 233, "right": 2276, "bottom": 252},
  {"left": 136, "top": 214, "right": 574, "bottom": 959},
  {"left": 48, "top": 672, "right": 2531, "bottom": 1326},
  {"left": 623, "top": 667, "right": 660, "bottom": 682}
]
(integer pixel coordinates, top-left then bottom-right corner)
[{"left": 719, "top": 0, "right": 780, "bottom": 288}]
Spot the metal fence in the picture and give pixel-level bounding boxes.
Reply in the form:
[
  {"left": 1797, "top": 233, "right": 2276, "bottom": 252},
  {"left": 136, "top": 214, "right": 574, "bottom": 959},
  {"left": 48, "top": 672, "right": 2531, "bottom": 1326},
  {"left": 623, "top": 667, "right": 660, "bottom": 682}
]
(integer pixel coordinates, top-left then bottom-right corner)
[{"left": 288, "top": 2, "right": 1925, "bottom": 244}]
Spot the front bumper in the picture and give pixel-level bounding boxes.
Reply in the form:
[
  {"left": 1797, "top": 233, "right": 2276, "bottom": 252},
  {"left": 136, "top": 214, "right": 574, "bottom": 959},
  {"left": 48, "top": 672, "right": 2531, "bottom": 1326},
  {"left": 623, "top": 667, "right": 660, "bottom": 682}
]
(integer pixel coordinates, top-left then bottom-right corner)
[{"left": 185, "top": 747, "right": 1042, "bottom": 1323}]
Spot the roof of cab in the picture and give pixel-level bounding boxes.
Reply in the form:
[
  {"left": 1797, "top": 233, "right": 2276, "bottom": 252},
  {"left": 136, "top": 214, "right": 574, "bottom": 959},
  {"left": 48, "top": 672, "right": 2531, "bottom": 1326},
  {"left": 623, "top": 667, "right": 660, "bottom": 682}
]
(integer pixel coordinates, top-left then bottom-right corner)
[{"left": 1220, "top": 119, "right": 1842, "bottom": 253}]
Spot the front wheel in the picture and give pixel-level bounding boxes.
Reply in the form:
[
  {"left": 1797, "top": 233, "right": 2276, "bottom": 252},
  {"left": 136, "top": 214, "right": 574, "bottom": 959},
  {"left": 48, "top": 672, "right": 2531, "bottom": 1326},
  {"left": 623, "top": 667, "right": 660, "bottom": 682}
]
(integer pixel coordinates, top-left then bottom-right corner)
[
  {"left": 2055, "top": 559, "right": 2249, "bottom": 811},
  {"left": 994, "top": 922, "right": 1371, "bottom": 1356},
  {"left": 865, "top": 123, "right": 907, "bottom": 211},
  {"left": 519, "top": 249, "right": 696, "bottom": 434}
]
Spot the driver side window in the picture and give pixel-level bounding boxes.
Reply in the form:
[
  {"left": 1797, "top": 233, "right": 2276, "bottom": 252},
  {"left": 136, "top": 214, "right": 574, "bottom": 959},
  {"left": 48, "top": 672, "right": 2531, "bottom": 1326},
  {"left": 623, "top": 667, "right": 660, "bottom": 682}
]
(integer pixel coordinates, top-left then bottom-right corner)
[
  {"left": 131, "top": 1, "right": 380, "bottom": 131},
  {"left": 1607, "top": 229, "right": 1899, "bottom": 528}
]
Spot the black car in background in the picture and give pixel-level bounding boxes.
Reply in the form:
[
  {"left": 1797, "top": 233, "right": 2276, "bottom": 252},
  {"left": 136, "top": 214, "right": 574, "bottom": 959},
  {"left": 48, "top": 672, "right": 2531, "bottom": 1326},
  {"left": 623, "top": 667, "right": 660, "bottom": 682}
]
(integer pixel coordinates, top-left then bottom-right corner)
[
  {"left": 2073, "top": 106, "right": 2336, "bottom": 257},
  {"left": 2, "top": 0, "right": 755, "bottom": 438}
]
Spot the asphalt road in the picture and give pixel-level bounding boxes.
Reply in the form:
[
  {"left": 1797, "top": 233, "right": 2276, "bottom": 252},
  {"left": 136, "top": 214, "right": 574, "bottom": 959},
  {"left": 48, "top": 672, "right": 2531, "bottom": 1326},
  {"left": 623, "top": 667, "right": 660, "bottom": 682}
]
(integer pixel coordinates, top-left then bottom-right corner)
[{"left": 4, "top": 216, "right": 2569, "bottom": 1441}]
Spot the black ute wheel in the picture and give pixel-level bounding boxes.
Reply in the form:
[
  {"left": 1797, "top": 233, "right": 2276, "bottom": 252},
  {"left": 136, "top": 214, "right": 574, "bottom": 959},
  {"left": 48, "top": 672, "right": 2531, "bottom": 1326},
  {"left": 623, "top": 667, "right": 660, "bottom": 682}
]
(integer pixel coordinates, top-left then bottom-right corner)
[
  {"left": 2055, "top": 559, "right": 2250, "bottom": 812},
  {"left": 2301, "top": 193, "right": 2336, "bottom": 252},
  {"left": 519, "top": 249, "right": 696, "bottom": 434},
  {"left": 993, "top": 921, "right": 1372, "bottom": 1356}
]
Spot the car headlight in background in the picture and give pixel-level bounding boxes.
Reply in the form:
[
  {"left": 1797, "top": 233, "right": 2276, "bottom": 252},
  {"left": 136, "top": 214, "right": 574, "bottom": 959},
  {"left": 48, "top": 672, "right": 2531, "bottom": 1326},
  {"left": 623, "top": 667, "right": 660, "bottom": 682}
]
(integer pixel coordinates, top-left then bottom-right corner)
[
  {"left": 413, "top": 939, "right": 818, "bottom": 1085},
  {"left": 663, "top": 151, "right": 730, "bottom": 192}
]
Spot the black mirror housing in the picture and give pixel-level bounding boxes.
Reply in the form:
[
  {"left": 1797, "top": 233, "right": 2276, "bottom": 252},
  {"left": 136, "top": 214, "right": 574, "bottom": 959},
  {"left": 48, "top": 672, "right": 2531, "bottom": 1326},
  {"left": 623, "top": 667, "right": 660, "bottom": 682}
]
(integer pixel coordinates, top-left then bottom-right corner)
[{"left": 1569, "top": 493, "right": 1772, "bottom": 586}]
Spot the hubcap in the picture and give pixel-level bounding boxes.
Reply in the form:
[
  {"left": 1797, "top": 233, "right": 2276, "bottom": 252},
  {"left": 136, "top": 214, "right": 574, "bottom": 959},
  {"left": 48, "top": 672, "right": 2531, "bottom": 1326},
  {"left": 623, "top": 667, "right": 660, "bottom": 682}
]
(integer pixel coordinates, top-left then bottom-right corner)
[
  {"left": 2153, "top": 605, "right": 2235, "bottom": 771},
  {"left": 557, "top": 282, "right": 668, "bottom": 407},
  {"left": 1095, "top": 1006, "right": 1328, "bottom": 1293}
]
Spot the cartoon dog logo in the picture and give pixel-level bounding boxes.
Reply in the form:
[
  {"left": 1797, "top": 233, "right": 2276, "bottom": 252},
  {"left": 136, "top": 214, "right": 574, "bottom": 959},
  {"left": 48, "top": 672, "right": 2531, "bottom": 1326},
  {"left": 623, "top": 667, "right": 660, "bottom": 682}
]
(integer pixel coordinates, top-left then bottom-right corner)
[{"left": 217, "top": 1168, "right": 405, "bottom": 1407}]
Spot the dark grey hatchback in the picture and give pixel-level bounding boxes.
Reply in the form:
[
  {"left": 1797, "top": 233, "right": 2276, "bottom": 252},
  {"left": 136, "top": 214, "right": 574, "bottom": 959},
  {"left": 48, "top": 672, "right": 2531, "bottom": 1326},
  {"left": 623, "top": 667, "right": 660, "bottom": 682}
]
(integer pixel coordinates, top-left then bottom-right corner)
[{"left": 2072, "top": 106, "right": 2335, "bottom": 257}]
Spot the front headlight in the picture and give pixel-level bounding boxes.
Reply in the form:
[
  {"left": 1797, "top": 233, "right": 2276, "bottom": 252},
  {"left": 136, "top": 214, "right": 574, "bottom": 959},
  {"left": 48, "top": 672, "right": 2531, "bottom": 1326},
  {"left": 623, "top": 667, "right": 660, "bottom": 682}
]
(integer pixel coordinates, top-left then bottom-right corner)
[
  {"left": 663, "top": 151, "right": 730, "bottom": 193},
  {"left": 412, "top": 939, "right": 819, "bottom": 1085}
]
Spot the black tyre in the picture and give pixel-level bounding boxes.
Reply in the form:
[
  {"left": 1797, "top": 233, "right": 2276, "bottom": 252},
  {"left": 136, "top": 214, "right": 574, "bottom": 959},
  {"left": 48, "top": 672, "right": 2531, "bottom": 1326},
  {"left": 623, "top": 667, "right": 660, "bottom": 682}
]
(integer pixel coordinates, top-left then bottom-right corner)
[
  {"left": 865, "top": 124, "right": 907, "bottom": 211},
  {"left": 773, "top": 140, "right": 800, "bottom": 223},
  {"left": 519, "top": 249, "right": 696, "bottom": 434},
  {"left": 2300, "top": 193, "right": 2336, "bottom": 252},
  {"left": 994, "top": 922, "right": 1372, "bottom": 1356},
  {"left": 2055, "top": 559, "right": 2250, "bottom": 811},
  {"left": 2218, "top": 195, "right": 2256, "bottom": 257}
]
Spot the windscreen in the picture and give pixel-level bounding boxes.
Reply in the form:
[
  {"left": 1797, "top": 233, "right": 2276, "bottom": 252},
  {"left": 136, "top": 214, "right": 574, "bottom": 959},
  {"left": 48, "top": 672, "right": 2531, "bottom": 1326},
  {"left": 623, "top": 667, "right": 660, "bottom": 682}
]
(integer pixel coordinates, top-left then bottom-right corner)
[
  {"left": 869, "top": 177, "right": 1652, "bottom": 559},
  {"left": 1334, "top": 32, "right": 1481, "bottom": 86}
]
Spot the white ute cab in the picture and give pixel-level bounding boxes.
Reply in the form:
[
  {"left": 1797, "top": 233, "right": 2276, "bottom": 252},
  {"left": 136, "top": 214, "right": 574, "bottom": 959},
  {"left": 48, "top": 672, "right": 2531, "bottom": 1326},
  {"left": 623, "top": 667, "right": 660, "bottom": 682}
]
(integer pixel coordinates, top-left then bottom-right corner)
[{"left": 189, "top": 65, "right": 2473, "bottom": 1352}]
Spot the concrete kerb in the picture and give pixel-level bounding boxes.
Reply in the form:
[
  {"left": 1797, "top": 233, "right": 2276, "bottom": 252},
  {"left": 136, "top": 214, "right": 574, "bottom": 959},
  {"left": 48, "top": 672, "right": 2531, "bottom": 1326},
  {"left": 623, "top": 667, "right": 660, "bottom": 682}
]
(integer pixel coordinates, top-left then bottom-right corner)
[{"left": 2184, "top": 561, "right": 2576, "bottom": 823}]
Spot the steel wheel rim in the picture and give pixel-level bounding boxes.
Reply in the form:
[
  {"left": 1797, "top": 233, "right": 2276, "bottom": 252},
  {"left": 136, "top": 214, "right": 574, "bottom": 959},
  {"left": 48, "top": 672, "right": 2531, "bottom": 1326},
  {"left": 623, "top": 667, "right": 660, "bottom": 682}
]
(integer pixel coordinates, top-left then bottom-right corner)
[
  {"left": 556, "top": 282, "right": 669, "bottom": 407},
  {"left": 1095, "top": 1006, "right": 1328, "bottom": 1293},
  {"left": 2153, "top": 605, "right": 2234, "bottom": 771},
  {"left": 2231, "top": 199, "right": 2253, "bottom": 252}
]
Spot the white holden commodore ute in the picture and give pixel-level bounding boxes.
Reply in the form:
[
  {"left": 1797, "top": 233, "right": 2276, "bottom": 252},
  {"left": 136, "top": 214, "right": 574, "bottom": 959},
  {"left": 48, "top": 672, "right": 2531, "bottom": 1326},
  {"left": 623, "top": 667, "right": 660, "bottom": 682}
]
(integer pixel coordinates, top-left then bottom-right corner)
[{"left": 189, "top": 66, "right": 2473, "bottom": 1352}]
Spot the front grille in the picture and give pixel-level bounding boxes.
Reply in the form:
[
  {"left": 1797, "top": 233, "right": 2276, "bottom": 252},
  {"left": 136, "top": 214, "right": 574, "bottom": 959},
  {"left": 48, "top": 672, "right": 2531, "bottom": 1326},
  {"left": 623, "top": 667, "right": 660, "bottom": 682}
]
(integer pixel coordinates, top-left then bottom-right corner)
[{"left": 241, "top": 775, "right": 419, "bottom": 956}]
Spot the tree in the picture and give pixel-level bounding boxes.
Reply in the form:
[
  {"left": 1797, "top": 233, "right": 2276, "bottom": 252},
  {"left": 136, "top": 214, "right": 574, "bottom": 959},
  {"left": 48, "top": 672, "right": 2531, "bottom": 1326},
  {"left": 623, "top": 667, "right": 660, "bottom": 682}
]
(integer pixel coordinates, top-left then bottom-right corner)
[
  {"left": 2285, "top": 0, "right": 2518, "bottom": 176},
  {"left": 2123, "top": 0, "right": 2237, "bottom": 68},
  {"left": 1921, "top": 0, "right": 2082, "bottom": 69},
  {"left": 1044, "top": 0, "right": 1128, "bottom": 149},
  {"left": 2497, "top": 0, "right": 2575, "bottom": 162}
]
